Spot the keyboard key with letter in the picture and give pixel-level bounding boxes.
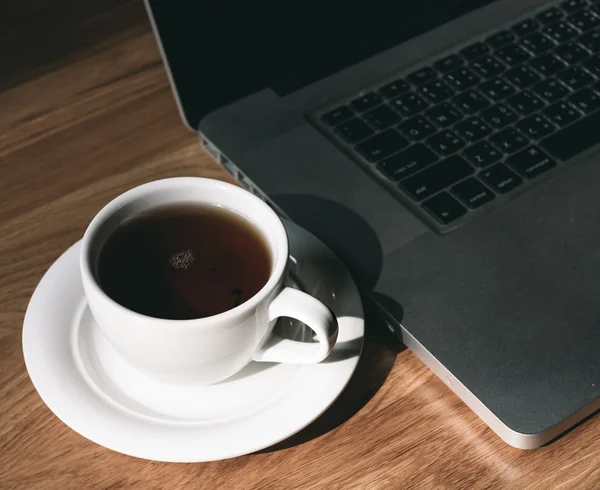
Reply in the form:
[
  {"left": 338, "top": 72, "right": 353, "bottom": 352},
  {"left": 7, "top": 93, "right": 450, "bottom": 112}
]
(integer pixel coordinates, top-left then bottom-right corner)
[
  {"left": 407, "top": 67, "right": 437, "bottom": 85},
  {"left": 520, "top": 33, "right": 555, "bottom": 54},
  {"left": 532, "top": 78, "right": 570, "bottom": 102},
  {"left": 419, "top": 80, "right": 455, "bottom": 104},
  {"left": 481, "top": 103, "right": 519, "bottom": 128},
  {"left": 451, "top": 178, "right": 496, "bottom": 208},
  {"left": 470, "top": 55, "right": 506, "bottom": 78},
  {"left": 378, "top": 144, "right": 438, "bottom": 181},
  {"left": 355, "top": 129, "right": 409, "bottom": 161},
  {"left": 379, "top": 79, "right": 411, "bottom": 98},
  {"left": 463, "top": 141, "right": 503, "bottom": 167},
  {"left": 426, "top": 102, "right": 463, "bottom": 127},
  {"left": 507, "top": 146, "right": 556, "bottom": 178},
  {"left": 495, "top": 44, "right": 531, "bottom": 66},
  {"left": 422, "top": 192, "right": 468, "bottom": 224},
  {"left": 517, "top": 114, "right": 556, "bottom": 139},
  {"left": 530, "top": 53, "right": 566, "bottom": 76},
  {"left": 351, "top": 92, "right": 383, "bottom": 112},
  {"left": 427, "top": 130, "right": 466, "bottom": 155},
  {"left": 335, "top": 119, "right": 375, "bottom": 143},
  {"left": 479, "top": 163, "right": 523, "bottom": 193},
  {"left": 507, "top": 90, "right": 545, "bottom": 115},
  {"left": 490, "top": 127, "right": 528, "bottom": 154},
  {"left": 543, "top": 100, "right": 581, "bottom": 126},
  {"left": 398, "top": 116, "right": 437, "bottom": 140},
  {"left": 453, "top": 90, "right": 491, "bottom": 113},
  {"left": 434, "top": 54, "right": 464, "bottom": 73},
  {"left": 321, "top": 106, "right": 354, "bottom": 126},
  {"left": 568, "top": 87, "right": 600, "bottom": 113},
  {"left": 460, "top": 42, "right": 490, "bottom": 60},
  {"left": 399, "top": 155, "right": 474, "bottom": 200},
  {"left": 454, "top": 117, "right": 493, "bottom": 142},
  {"left": 362, "top": 105, "right": 402, "bottom": 129},
  {"left": 390, "top": 92, "right": 429, "bottom": 116},
  {"left": 444, "top": 68, "right": 480, "bottom": 91}
]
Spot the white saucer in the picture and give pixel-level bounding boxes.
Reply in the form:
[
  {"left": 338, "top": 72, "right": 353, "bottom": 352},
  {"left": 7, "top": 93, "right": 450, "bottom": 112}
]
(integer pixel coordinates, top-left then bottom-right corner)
[{"left": 23, "top": 220, "right": 364, "bottom": 462}]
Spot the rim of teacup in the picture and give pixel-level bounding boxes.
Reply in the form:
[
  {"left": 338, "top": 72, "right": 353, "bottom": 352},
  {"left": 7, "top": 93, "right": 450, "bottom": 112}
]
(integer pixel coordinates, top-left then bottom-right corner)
[{"left": 79, "top": 177, "right": 289, "bottom": 328}]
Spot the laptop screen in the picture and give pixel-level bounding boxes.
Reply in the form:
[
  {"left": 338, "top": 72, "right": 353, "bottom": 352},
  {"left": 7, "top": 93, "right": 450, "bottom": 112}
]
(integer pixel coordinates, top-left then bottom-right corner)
[{"left": 148, "top": 1, "right": 496, "bottom": 129}]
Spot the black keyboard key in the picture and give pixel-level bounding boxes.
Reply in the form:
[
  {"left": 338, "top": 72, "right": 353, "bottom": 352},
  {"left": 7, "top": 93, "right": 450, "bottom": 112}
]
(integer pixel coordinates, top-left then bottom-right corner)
[
  {"left": 362, "top": 105, "right": 402, "bottom": 129},
  {"left": 453, "top": 90, "right": 490, "bottom": 114},
  {"left": 378, "top": 144, "right": 439, "bottom": 180},
  {"left": 427, "top": 130, "right": 466, "bottom": 155},
  {"left": 568, "top": 87, "right": 600, "bottom": 112},
  {"left": 517, "top": 114, "right": 556, "bottom": 139},
  {"left": 407, "top": 67, "right": 437, "bottom": 85},
  {"left": 444, "top": 68, "right": 480, "bottom": 91},
  {"left": 321, "top": 106, "right": 354, "bottom": 125},
  {"left": 558, "top": 66, "right": 594, "bottom": 89},
  {"left": 460, "top": 42, "right": 490, "bottom": 60},
  {"left": 355, "top": 129, "right": 409, "bottom": 162},
  {"left": 513, "top": 18, "right": 540, "bottom": 37},
  {"left": 521, "top": 33, "right": 556, "bottom": 54},
  {"left": 532, "top": 78, "right": 570, "bottom": 102},
  {"left": 560, "top": 0, "right": 589, "bottom": 13},
  {"left": 540, "top": 110, "right": 600, "bottom": 159},
  {"left": 583, "top": 54, "right": 600, "bottom": 74},
  {"left": 454, "top": 117, "right": 493, "bottom": 142},
  {"left": 480, "top": 163, "right": 523, "bottom": 193},
  {"left": 544, "top": 21, "right": 579, "bottom": 43},
  {"left": 507, "top": 90, "right": 545, "bottom": 115},
  {"left": 481, "top": 103, "right": 519, "bottom": 128},
  {"left": 495, "top": 44, "right": 532, "bottom": 66},
  {"left": 451, "top": 177, "right": 496, "bottom": 208},
  {"left": 398, "top": 115, "right": 438, "bottom": 141},
  {"left": 507, "top": 146, "right": 557, "bottom": 178},
  {"left": 390, "top": 92, "right": 429, "bottom": 116},
  {"left": 537, "top": 7, "right": 565, "bottom": 25},
  {"left": 505, "top": 65, "right": 541, "bottom": 88},
  {"left": 426, "top": 102, "right": 463, "bottom": 127},
  {"left": 544, "top": 100, "right": 581, "bottom": 126},
  {"left": 555, "top": 41, "right": 590, "bottom": 63},
  {"left": 470, "top": 55, "right": 507, "bottom": 79},
  {"left": 530, "top": 53, "right": 566, "bottom": 75},
  {"left": 579, "top": 29, "right": 600, "bottom": 52},
  {"left": 490, "top": 127, "right": 528, "bottom": 154},
  {"left": 463, "top": 140, "right": 503, "bottom": 167},
  {"left": 419, "top": 80, "right": 455, "bottom": 104},
  {"left": 422, "top": 192, "right": 468, "bottom": 224},
  {"left": 434, "top": 54, "right": 464, "bottom": 73},
  {"left": 480, "top": 78, "right": 516, "bottom": 100},
  {"left": 487, "top": 30, "right": 516, "bottom": 48},
  {"left": 569, "top": 11, "right": 600, "bottom": 31},
  {"left": 351, "top": 92, "right": 383, "bottom": 112},
  {"left": 335, "top": 118, "right": 375, "bottom": 143},
  {"left": 380, "top": 79, "right": 411, "bottom": 98},
  {"left": 399, "top": 155, "right": 474, "bottom": 200}
]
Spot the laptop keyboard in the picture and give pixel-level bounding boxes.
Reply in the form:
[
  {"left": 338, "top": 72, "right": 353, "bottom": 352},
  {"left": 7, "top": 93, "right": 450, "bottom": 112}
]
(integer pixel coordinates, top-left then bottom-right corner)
[{"left": 315, "top": 0, "right": 600, "bottom": 232}]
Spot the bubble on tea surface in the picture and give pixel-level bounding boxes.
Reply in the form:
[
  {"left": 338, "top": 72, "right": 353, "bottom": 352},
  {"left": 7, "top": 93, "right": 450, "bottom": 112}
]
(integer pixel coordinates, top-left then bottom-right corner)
[{"left": 169, "top": 249, "right": 195, "bottom": 271}]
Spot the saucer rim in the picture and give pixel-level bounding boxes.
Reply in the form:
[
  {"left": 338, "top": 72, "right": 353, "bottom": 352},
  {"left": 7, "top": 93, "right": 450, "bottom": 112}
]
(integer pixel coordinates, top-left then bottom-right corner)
[{"left": 23, "top": 220, "right": 364, "bottom": 462}]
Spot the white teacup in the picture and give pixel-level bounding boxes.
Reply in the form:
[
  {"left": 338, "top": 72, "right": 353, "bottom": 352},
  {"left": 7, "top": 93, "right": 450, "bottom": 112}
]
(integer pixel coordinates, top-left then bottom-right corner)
[{"left": 80, "top": 177, "right": 338, "bottom": 385}]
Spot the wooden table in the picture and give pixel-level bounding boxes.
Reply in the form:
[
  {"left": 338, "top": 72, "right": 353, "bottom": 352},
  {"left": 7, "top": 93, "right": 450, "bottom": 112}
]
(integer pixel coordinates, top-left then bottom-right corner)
[{"left": 1, "top": 2, "right": 599, "bottom": 488}]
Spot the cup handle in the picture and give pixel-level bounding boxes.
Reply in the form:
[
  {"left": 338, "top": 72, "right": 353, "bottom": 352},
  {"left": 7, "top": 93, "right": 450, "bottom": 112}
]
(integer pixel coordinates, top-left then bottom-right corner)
[{"left": 252, "top": 287, "right": 338, "bottom": 363}]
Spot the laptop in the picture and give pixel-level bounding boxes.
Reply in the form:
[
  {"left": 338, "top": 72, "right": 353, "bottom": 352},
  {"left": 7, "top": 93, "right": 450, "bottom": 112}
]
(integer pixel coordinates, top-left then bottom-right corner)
[{"left": 145, "top": 0, "right": 600, "bottom": 448}]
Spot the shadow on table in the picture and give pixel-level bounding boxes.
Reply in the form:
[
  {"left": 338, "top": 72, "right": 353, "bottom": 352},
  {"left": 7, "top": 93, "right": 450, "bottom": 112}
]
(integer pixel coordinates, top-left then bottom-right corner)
[{"left": 259, "top": 296, "right": 405, "bottom": 453}]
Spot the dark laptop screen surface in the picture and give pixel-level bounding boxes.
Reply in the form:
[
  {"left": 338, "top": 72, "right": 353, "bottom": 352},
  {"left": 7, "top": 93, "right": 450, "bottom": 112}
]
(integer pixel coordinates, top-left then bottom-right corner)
[{"left": 148, "top": 1, "right": 495, "bottom": 129}]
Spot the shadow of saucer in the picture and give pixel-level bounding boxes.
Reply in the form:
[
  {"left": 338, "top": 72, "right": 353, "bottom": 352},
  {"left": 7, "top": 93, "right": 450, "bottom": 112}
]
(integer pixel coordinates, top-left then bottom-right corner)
[{"left": 259, "top": 297, "right": 405, "bottom": 453}]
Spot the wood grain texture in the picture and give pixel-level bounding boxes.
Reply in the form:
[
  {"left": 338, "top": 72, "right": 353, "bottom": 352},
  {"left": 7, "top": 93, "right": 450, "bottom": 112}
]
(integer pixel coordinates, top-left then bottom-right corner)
[{"left": 1, "top": 2, "right": 599, "bottom": 489}]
